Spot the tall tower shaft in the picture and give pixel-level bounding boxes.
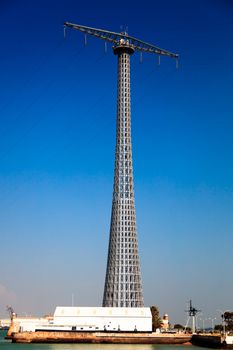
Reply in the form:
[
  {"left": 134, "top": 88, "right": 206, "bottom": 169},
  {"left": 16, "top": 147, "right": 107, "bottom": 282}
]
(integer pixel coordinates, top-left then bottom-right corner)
[
  {"left": 63, "top": 21, "right": 178, "bottom": 308},
  {"left": 103, "top": 42, "right": 143, "bottom": 307}
]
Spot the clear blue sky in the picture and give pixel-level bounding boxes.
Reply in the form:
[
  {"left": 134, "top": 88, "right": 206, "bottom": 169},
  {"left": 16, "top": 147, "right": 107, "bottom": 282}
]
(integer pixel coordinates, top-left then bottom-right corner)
[{"left": 0, "top": 0, "right": 233, "bottom": 325}]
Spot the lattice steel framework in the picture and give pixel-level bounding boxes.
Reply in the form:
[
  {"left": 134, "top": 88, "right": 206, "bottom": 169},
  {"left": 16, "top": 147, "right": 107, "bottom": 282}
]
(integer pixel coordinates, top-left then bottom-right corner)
[
  {"left": 64, "top": 22, "right": 178, "bottom": 308},
  {"left": 103, "top": 43, "right": 143, "bottom": 307}
]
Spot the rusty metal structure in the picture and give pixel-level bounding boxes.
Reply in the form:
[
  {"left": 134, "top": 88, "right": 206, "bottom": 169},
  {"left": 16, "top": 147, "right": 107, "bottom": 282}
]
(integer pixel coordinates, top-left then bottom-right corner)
[{"left": 64, "top": 22, "right": 178, "bottom": 307}]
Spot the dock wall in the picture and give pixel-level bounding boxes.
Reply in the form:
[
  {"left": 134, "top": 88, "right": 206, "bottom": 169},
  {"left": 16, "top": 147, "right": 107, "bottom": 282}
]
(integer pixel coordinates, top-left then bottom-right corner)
[
  {"left": 10, "top": 331, "right": 192, "bottom": 344},
  {"left": 191, "top": 334, "right": 223, "bottom": 348}
]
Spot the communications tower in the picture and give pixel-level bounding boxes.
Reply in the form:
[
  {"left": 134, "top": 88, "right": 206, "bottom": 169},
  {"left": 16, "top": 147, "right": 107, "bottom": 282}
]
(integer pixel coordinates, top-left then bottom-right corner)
[{"left": 64, "top": 22, "right": 178, "bottom": 307}]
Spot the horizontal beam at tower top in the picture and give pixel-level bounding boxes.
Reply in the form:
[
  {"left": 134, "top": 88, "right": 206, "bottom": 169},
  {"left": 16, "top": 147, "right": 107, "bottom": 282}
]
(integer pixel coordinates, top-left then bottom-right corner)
[{"left": 64, "top": 22, "right": 179, "bottom": 59}]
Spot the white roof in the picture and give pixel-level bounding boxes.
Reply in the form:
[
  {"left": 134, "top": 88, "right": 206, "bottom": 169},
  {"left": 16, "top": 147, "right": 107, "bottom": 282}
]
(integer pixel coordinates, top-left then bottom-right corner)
[{"left": 54, "top": 307, "right": 151, "bottom": 318}]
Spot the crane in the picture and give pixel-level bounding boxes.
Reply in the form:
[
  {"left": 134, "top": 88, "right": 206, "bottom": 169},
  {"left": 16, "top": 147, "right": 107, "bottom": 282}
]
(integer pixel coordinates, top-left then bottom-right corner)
[{"left": 185, "top": 300, "right": 201, "bottom": 333}]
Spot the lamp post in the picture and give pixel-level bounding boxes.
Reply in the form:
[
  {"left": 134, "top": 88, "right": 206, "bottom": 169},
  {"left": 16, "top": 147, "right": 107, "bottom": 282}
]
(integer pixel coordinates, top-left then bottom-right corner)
[
  {"left": 196, "top": 313, "right": 203, "bottom": 332},
  {"left": 217, "top": 309, "right": 227, "bottom": 335},
  {"left": 199, "top": 318, "right": 205, "bottom": 332},
  {"left": 211, "top": 317, "right": 217, "bottom": 331}
]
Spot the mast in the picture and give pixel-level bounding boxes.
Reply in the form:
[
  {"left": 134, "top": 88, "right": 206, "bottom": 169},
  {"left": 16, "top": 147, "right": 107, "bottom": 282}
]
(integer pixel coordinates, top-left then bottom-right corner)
[{"left": 103, "top": 41, "right": 143, "bottom": 307}]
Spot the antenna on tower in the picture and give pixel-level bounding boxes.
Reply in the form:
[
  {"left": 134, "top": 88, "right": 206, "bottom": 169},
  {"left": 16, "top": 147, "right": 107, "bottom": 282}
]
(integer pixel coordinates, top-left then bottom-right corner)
[
  {"left": 158, "top": 55, "right": 161, "bottom": 66},
  {"left": 140, "top": 52, "right": 143, "bottom": 64}
]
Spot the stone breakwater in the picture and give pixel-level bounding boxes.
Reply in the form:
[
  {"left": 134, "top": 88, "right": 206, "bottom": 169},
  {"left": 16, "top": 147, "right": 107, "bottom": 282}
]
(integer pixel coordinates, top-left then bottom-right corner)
[{"left": 8, "top": 331, "right": 192, "bottom": 344}]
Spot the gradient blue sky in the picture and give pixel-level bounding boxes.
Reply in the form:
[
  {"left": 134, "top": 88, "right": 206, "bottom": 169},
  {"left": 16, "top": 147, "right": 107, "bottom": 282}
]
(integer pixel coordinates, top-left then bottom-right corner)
[{"left": 0, "top": 0, "right": 233, "bottom": 325}]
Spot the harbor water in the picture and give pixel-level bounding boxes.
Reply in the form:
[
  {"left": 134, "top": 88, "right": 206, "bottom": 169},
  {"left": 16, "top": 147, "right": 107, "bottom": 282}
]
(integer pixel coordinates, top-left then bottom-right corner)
[{"left": 0, "top": 330, "right": 206, "bottom": 350}]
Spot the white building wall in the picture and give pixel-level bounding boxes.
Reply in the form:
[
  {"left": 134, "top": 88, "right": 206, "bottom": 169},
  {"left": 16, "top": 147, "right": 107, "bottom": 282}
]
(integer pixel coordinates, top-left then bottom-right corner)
[
  {"left": 53, "top": 307, "right": 152, "bottom": 332},
  {"left": 11, "top": 317, "right": 50, "bottom": 333},
  {"left": 14, "top": 307, "right": 152, "bottom": 333}
]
